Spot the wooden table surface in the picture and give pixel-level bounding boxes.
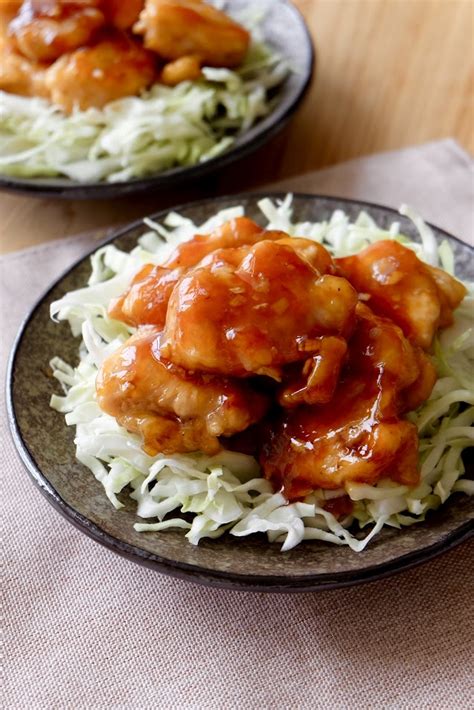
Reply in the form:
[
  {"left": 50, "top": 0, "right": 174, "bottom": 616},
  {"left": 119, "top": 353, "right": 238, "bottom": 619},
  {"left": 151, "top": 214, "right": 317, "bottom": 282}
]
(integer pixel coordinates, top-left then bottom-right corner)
[{"left": 1, "top": 0, "right": 472, "bottom": 254}]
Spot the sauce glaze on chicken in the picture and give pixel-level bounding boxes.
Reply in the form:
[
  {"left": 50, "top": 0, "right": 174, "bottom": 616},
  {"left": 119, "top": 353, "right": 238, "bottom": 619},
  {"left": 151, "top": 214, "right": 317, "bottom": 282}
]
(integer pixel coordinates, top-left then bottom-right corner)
[
  {"left": 0, "top": 0, "right": 250, "bottom": 110},
  {"left": 96, "top": 326, "right": 269, "bottom": 456},
  {"left": 97, "top": 218, "right": 467, "bottom": 503}
]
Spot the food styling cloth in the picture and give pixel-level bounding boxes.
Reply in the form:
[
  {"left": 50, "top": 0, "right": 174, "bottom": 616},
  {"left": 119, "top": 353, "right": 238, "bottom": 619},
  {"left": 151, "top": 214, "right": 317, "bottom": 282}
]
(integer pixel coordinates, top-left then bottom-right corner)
[{"left": 2, "top": 138, "right": 473, "bottom": 709}]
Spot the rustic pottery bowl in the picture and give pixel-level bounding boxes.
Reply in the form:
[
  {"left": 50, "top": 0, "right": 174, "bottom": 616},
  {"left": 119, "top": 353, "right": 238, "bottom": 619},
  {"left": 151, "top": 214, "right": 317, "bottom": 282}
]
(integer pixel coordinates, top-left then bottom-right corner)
[
  {"left": 0, "top": 0, "right": 314, "bottom": 199},
  {"left": 7, "top": 193, "right": 474, "bottom": 591}
]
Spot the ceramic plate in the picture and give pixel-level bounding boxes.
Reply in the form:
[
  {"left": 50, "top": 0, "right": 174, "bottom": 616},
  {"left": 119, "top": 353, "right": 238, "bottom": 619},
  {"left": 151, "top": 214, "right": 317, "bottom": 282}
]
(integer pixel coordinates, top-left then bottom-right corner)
[
  {"left": 7, "top": 193, "right": 474, "bottom": 592},
  {"left": 0, "top": 0, "right": 313, "bottom": 200}
]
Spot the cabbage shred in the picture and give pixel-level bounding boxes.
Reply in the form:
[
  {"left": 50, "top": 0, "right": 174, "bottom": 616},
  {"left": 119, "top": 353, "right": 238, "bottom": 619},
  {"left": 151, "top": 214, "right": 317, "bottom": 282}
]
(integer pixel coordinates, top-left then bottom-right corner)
[{"left": 50, "top": 197, "right": 474, "bottom": 551}]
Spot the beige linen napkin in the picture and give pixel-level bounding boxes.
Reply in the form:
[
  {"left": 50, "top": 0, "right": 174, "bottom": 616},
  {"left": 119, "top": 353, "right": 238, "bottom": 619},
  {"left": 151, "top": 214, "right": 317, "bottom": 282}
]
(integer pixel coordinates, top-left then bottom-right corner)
[{"left": 2, "top": 139, "right": 473, "bottom": 709}]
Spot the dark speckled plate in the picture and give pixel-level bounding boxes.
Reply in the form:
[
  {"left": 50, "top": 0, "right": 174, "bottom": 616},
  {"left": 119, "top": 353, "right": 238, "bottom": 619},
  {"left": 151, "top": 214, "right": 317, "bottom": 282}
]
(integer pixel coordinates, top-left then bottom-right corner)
[
  {"left": 0, "top": 0, "right": 313, "bottom": 200},
  {"left": 7, "top": 194, "right": 474, "bottom": 592}
]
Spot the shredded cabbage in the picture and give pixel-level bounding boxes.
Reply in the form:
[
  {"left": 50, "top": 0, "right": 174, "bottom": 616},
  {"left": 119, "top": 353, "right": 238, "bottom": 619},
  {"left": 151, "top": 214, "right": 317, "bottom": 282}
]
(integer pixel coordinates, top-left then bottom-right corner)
[
  {"left": 0, "top": 12, "right": 288, "bottom": 183},
  {"left": 50, "top": 196, "right": 474, "bottom": 552}
]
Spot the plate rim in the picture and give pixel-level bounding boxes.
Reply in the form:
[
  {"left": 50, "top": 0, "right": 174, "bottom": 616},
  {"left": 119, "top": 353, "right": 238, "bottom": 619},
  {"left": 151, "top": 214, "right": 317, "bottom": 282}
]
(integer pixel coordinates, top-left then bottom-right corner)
[
  {"left": 0, "top": 0, "right": 315, "bottom": 200},
  {"left": 7, "top": 191, "right": 474, "bottom": 592}
]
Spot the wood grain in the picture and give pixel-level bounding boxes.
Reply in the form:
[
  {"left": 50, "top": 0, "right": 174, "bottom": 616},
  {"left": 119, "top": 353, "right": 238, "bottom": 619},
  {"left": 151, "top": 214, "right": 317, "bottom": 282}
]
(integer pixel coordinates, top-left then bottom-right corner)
[{"left": 1, "top": 0, "right": 472, "bottom": 253}]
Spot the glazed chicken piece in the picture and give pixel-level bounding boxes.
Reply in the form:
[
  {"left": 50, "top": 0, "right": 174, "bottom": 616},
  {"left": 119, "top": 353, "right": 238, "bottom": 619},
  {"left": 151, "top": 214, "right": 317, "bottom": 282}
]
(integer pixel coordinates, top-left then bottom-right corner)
[
  {"left": 109, "top": 217, "right": 263, "bottom": 327},
  {"left": 275, "top": 237, "right": 336, "bottom": 276},
  {"left": 44, "top": 30, "right": 156, "bottom": 111},
  {"left": 338, "top": 240, "right": 467, "bottom": 350},
  {"left": 108, "top": 217, "right": 292, "bottom": 328},
  {"left": 162, "top": 240, "right": 358, "bottom": 378},
  {"left": 108, "top": 263, "right": 182, "bottom": 330},
  {"left": 161, "top": 220, "right": 335, "bottom": 271},
  {"left": 0, "top": 43, "right": 49, "bottom": 95},
  {"left": 2, "top": 0, "right": 250, "bottom": 105},
  {"left": 100, "top": 0, "right": 144, "bottom": 29},
  {"left": 133, "top": 0, "right": 250, "bottom": 68},
  {"left": 160, "top": 53, "right": 201, "bottom": 86},
  {"left": 260, "top": 305, "right": 437, "bottom": 500},
  {"left": 0, "top": 3, "right": 50, "bottom": 97},
  {"left": 345, "top": 305, "right": 437, "bottom": 415},
  {"left": 109, "top": 219, "right": 339, "bottom": 329},
  {"left": 163, "top": 217, "right": 271, "bottom": 269},
  {"left": 277, "top": 335, "right": 348, "bottom": 407},
  {"left": 96, "top": 327, "right": 269, "bottom": 455},
  {"left": 0, "top": 1, "right": 22, "bottom": 34},
  {"left": 8, "top": 0, "right": 105, "bottom": 62},
  {"left": 261, "top": 390, "right": 421, "bottom": 500}
]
